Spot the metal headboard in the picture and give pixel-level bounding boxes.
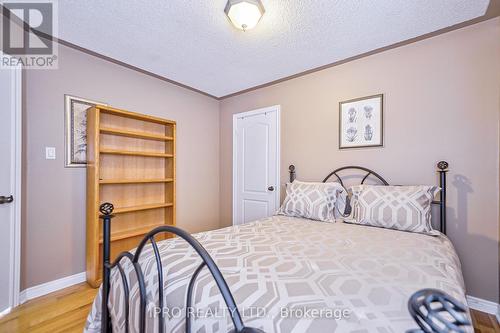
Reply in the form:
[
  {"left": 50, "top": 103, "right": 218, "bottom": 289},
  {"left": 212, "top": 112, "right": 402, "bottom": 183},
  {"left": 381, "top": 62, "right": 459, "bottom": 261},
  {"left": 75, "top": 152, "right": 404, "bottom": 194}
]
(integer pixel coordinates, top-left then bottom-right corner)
[{"left": 288, "top": 161, "right": 449, "bottom": 234}]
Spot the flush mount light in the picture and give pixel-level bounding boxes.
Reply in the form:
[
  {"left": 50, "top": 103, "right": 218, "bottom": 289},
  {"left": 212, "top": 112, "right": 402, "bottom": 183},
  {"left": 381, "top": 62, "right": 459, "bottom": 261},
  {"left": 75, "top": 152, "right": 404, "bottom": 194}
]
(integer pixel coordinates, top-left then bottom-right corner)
[{"left": 224, "top": 0, "right": 265, "bottom": 31}]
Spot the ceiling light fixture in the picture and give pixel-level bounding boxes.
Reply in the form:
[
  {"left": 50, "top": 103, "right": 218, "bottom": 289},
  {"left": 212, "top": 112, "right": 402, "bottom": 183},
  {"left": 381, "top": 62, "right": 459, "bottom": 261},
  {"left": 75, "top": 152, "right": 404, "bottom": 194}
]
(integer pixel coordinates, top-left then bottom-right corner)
[{"left": 224, "top": 0, "right": 265, "bottom": 31}]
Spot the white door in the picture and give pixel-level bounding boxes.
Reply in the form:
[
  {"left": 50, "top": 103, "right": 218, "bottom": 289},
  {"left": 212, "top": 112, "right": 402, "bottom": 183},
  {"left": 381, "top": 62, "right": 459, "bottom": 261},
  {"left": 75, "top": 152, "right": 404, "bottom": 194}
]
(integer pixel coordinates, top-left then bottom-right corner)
[
  {"left": 0, "top": 56, "right": 22, "bottom": 314},
  {"left": 233, "top": 106, "right": 280, "bottom": 225}
]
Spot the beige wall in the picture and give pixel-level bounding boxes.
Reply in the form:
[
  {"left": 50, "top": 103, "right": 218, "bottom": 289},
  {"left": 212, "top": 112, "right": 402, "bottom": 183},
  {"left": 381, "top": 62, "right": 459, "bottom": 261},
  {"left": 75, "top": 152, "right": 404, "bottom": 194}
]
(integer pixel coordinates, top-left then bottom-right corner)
[
  {"left": 219, "top": 18, "right": 500, "bottom": 302},
  {"left": 22, "top": 44, "right": 220, "bottom": 289}
]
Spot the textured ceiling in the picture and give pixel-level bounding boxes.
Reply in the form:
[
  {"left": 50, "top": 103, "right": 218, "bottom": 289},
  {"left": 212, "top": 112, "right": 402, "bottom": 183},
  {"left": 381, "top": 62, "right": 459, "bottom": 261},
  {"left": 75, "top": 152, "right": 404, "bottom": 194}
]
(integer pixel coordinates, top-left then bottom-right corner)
[{"left": 55, "top": 0, "right": 490, "bottom": 98}]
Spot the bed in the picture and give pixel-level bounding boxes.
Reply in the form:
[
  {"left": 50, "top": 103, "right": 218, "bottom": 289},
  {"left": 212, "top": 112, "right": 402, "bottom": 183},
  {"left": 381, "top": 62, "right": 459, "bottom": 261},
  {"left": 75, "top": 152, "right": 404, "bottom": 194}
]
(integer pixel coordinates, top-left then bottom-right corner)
[{"left": 85, "top": 162, "right": 471, "bottom": 333}]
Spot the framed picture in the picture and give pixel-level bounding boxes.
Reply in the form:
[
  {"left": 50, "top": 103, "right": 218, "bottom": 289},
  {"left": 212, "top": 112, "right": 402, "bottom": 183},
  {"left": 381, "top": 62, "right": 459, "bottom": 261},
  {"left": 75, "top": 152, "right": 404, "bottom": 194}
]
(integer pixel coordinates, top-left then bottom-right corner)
[
  {"left": 339, "top": 94, "right": 383, "bottom": 149},
  {"left": 65, "top": 95, "right": 107, "bottom": 167}
]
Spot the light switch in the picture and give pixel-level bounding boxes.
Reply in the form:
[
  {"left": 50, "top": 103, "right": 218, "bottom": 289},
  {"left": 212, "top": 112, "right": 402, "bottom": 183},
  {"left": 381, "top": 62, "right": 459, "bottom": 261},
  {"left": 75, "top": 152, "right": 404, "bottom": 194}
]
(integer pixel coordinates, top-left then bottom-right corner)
[{"left": 45, "top": 147, "right": 56, "bottom": 160}]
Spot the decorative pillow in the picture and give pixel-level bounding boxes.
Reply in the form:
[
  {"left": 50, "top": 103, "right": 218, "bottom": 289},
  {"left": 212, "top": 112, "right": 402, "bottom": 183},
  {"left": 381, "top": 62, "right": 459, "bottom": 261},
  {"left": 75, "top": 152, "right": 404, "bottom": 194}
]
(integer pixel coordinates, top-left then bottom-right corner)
[
  {"left": 347, "top": 185, "right": 440, "bottom": 233},
  {"left": 278, "top": 180, "right": 344, "bottom": 222}
]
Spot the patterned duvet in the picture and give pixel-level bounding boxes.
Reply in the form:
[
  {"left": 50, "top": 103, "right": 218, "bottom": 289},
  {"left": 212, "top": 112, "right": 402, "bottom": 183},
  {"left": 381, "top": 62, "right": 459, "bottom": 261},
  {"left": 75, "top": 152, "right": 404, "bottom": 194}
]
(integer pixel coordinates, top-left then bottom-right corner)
[{"left": 85, "top": 215, "right": 470, "bottom": 332}]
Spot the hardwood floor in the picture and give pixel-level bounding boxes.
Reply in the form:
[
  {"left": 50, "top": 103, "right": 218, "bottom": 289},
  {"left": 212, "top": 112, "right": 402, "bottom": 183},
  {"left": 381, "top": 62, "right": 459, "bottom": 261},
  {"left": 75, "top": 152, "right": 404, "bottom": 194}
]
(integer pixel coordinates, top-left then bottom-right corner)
[
  {"left": 0, "top": 283, "right": 498, "bottom": 332},
  {"left": 0, "top": 283, "right": 97, "bottom": 333},
  {"left": 471, "top": 309, "right": 500, "bottom": 333}
]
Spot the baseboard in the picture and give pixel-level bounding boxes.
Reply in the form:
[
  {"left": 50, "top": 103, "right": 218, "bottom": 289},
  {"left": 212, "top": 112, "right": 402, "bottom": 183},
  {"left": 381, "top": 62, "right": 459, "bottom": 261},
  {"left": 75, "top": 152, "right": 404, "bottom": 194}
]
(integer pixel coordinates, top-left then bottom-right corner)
[
  {"left": 0, "top": 307, "right": 12, "bottom": 318},
  {"left": 466, "top": 295, "right": 500, "bottom": 322},
  {"left": 19, "top": 272, "right": 86, "bottom": 304}
]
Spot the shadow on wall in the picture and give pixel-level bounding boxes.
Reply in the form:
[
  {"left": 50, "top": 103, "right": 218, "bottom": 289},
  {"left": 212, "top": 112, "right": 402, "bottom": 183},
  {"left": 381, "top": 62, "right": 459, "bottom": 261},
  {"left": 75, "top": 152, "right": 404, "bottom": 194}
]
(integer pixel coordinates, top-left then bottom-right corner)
[
  {"left": 449, "top": 174, "right": 498, "bottom": 300},
  {"left": 452, "top": 174, "right": 473, "bottom": 233}
]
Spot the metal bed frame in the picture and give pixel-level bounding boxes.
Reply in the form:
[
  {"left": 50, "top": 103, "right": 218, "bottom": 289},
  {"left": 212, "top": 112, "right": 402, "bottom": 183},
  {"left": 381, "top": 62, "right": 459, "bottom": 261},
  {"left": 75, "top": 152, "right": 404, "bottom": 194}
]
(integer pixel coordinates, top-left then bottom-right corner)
[{"left": 98, "top": 160, "right": 469, "bottom": 333}]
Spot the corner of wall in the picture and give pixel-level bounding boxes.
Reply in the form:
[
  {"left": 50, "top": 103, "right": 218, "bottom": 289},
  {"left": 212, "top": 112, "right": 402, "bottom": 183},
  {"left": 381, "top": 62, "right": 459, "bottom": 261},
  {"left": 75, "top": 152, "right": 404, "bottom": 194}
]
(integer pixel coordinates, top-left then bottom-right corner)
[{"left": 217, "top": 98, "right": 226, "bottom": 229}]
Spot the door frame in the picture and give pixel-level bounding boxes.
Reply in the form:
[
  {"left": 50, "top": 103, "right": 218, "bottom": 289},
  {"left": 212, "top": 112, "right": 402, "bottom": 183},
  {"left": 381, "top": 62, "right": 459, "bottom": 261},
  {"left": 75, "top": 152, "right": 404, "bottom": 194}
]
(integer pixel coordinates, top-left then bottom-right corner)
[
  {"left": 232, "top": 105, "right": 281, "bottom": 225},
  {"left": 1, "top": 53, "right": 22, "bottom": 314}
]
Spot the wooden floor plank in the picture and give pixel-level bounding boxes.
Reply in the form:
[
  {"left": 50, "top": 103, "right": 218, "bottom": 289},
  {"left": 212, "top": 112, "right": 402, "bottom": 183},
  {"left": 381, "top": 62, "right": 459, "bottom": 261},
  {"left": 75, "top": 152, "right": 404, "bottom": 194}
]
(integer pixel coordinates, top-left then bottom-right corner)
[
  {"left": 29, "top": 306, "right": 91, "bottom": 333},
  {"left": 0, "top": 283, "right": 98, "bottom": 333},
  {"left": 471, "top": 309, "right": 500, "bottom": 333},
  {"left": 0, "top": 283, "right": 498, "bottom": 332},
  {"left": 1, "top": 289, "right": 96, "bottom": 331}
]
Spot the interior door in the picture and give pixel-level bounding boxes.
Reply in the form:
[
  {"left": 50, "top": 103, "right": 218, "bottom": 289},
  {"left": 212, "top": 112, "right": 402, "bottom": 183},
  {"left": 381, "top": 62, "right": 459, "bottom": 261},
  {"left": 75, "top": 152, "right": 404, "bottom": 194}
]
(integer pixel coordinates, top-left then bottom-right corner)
[
  {"left": 233, "top": 106, "right": 280, "bottom": 225},
  {"left": 0, "top": 58, "right": 21, "bottom": 313}
]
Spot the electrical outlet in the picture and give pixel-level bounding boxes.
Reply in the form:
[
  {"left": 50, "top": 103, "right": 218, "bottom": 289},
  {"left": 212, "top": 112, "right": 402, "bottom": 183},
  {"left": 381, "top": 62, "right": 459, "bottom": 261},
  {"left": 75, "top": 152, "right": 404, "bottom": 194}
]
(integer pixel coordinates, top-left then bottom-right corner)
[{"left": 45, "top": 147, "right": 56, "bottom": 160}]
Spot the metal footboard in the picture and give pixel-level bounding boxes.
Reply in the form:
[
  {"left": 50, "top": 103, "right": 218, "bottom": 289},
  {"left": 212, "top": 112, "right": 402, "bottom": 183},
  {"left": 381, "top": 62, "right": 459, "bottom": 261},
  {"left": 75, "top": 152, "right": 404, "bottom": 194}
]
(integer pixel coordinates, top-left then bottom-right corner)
[{"left": 99, "top": 203, "right": 264, "bottom": 333}]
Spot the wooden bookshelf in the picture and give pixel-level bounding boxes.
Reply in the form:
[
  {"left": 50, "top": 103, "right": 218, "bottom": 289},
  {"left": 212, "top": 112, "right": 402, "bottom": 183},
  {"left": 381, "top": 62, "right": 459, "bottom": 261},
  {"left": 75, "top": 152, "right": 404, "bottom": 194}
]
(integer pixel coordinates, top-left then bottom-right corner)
[{"left": 86, "top": 105, "right": 176, "bottom": 287}]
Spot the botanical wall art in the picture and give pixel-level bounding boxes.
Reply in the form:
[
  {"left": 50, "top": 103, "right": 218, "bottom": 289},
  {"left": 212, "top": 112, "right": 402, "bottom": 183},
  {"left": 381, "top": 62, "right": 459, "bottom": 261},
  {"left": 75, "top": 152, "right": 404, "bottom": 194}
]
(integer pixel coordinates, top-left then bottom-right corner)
[
  {"left": 65, "top": 95, "right": 107, "bottom": 167},
  {"left": 339, "top": 94, "right": 383, "bottom": 149}
]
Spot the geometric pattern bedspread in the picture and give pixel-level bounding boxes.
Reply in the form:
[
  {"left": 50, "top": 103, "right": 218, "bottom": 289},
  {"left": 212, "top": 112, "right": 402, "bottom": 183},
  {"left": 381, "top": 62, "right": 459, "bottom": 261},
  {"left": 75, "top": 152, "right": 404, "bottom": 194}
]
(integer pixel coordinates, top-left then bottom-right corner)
[{"left": 85, "top": 215, "right": 471, "bottom": 333}]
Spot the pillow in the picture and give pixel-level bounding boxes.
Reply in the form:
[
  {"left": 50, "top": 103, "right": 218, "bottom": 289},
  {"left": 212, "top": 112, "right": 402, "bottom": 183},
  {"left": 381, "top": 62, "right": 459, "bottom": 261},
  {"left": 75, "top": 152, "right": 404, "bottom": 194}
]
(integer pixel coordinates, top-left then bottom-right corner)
[
  {"left": 278, "top": 180, "right": 344, "bottom": 222},
  {"left": 346, "top": 185, "right": 440, "bottom": 233}
]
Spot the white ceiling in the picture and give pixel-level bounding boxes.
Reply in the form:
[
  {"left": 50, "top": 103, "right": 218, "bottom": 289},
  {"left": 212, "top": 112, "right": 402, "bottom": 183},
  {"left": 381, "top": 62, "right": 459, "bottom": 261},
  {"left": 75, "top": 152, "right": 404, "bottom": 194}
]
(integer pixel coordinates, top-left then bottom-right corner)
[{"left": 55, "top": 0, "right": 490, "bottom": 98}]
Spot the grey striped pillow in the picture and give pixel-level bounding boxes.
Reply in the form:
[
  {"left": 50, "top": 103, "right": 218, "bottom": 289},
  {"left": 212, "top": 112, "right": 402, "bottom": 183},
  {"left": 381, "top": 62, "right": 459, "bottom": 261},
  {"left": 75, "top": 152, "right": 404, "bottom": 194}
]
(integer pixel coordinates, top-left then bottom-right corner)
[
  {"left": 347, "top": 185, "right": 440, "bottom": 233},
  {"left": 278, "top": 180, "right": 344, "bottom": 222}
]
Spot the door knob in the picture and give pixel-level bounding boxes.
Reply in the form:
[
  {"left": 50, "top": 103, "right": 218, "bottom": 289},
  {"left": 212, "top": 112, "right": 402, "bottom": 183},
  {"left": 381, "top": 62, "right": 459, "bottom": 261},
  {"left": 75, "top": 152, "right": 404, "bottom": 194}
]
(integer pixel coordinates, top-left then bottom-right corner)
[
  {"left": 0, "top": 195, "right": 13, "bottom": 204},
  {"left": 267, "top": 186, "right": 275, "bottom": 192}
]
